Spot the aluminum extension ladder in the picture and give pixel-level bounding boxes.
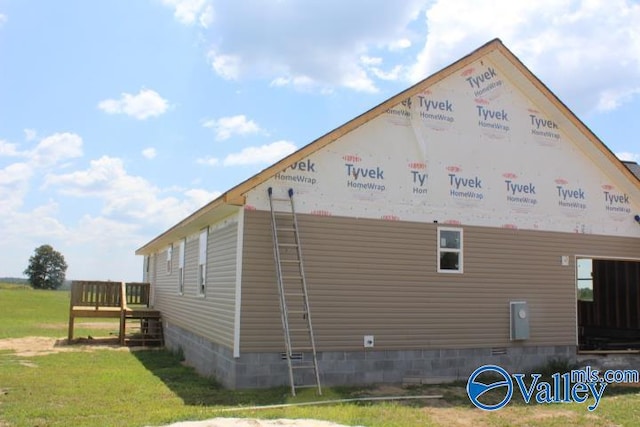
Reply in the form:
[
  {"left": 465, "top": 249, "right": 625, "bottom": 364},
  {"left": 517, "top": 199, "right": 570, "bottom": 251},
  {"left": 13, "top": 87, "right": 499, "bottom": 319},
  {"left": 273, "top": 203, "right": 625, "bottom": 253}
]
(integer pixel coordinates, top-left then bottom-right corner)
[{"left": 267, "top": 187, "right": 322, "bottom": 396}]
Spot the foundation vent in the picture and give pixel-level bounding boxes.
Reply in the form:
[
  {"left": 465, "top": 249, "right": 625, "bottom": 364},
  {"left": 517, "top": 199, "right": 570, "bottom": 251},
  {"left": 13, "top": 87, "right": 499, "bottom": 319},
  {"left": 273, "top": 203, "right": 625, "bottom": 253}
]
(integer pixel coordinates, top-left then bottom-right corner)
[
  {"left": 281, "top": 352, "right": 304, "bottom": 360},
  {"left": 491, "top": 347, "right": 507, "bottom": 356}
]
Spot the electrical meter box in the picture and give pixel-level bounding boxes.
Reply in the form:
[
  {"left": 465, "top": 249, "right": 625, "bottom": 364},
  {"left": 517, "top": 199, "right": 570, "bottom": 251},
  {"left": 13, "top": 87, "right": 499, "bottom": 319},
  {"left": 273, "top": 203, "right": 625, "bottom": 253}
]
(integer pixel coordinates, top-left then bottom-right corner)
[{"left": 510, "top": 301, "right": 530, "bottom": 340}]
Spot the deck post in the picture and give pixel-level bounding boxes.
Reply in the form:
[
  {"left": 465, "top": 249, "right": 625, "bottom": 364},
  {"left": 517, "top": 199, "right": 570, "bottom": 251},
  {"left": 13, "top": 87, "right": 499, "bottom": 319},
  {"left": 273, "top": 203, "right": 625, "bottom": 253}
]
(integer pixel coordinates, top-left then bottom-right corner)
[
  {"left": 119, "top": 282, "right": 127, "bottom": 345},
  {"left": 67, "top": 316, "right": 74, "bottom": 342}
]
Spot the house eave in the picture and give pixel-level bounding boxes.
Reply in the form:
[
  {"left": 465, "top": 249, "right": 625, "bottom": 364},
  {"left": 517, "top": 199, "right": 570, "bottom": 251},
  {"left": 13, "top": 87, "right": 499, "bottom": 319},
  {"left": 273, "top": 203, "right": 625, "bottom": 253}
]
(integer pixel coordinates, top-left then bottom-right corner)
[{"left": 135, "top": 195, "right": 242, "bottom": 255}]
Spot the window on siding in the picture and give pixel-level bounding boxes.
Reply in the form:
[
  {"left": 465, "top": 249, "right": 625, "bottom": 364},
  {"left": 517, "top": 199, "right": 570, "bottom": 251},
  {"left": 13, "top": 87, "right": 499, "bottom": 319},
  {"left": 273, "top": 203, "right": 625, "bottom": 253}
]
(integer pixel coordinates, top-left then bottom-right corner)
[
  {"left": 576, "top": 258, "right": 593, "bottom": 302},
  {"left": 143, "top": 255, "right": 150, "bottom": 282},
  {"left": 166, "top": 244, "right": 173, "bottom": 274},
  {"left": 198, "top": 228, "right": 208, "bottom": 296},
  {"left": 178, "top": 239, "right": 185, "bottom": 295},
  {"left": 437, "top": 227, "right": 463, "bottom": 273}
]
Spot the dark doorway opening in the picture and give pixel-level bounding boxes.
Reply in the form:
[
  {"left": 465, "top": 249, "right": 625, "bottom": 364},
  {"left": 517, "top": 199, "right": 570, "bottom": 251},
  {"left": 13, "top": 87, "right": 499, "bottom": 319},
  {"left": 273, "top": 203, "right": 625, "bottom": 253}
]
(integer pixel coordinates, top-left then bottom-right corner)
[{"left": 577, "top": 258, "right": 640, "bottom": 352}]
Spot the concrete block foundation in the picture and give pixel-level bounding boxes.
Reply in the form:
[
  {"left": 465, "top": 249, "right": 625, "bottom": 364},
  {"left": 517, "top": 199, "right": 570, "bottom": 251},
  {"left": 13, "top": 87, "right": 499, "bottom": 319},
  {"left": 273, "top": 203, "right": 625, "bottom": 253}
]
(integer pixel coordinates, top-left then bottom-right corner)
[{"left": 163, "top": 321, "right": 577, "bottom": 389}]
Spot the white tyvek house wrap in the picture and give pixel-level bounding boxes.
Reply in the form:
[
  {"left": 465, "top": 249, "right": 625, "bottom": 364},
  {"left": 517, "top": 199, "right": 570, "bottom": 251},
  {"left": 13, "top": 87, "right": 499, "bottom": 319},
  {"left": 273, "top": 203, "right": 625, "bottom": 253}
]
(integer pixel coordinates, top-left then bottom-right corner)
[{"left": 246, "top": 58, "right": 639, "bottom": 238}]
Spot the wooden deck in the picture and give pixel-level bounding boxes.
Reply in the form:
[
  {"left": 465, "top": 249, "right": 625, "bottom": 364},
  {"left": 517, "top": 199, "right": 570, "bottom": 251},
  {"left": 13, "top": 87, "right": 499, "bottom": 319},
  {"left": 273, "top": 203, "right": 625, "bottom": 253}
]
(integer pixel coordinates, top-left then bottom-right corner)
[{"left": 68, "top": 281, "right": 163, "bottom": 346}]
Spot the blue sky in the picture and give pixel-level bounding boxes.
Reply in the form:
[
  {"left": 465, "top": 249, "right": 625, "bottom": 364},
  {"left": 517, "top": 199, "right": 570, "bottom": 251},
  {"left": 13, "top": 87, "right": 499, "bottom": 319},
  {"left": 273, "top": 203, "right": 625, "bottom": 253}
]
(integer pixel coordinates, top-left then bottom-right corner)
[{"left": 0, "top": 0, "right": 639, "bottom": 281}]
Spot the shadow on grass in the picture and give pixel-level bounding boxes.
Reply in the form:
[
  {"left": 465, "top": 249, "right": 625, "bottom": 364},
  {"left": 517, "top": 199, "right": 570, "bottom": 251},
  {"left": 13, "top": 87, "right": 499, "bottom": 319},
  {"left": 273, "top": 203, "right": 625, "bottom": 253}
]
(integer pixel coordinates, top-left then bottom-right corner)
[
  {"left": 132, "top": 349, "right": 293, "bottom": 407},
  {"left": 131, "top": 349, "right": 640, "bottom": 411},
  {"left": 129, "top": 349, "right": 407, "bottom": 408}
]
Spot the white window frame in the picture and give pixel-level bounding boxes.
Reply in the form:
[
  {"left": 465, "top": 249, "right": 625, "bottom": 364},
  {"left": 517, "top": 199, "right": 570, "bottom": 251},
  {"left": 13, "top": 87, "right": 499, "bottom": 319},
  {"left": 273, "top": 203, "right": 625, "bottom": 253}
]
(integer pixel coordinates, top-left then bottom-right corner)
[
  {"left": 166, "top": 244, "right": 173, "bottom": 275},
  {"left": 437, "top": 227, "right": 463, "bottom": 273},
  {"left": 143, "top": 255, "right": 150, "bottom": 282},
  {"left": 178, "top": 239, "right": 185, "bottom": 295},
  {"left": 198, "top": 228, "right": 208, "bottom": 296}
]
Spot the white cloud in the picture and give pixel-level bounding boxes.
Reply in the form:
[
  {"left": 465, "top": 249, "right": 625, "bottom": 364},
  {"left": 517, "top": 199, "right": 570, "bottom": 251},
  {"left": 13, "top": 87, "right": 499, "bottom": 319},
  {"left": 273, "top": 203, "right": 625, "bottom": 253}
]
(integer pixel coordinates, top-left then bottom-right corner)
[
  {"left": 617, "top": 152, "right": 640, "bottom": 162},
  {"left": 202, "top": 115, "right": 263, "bottom": 141},
  {"left": 196, "top": 156, "right": 220, "bottom": 166},
  {"left": 0, "top": 140, "right": 21, "bottom": 156},
  {"left": 44, "top": 155, "right": 220, "bottom": 228},
  {"left": 0, "top": 201, "right": 68, "bottom": 241},
  {"left": 388, "top": 38, "right": 412, "bottom": 51},
  {"left": 0, "top": 132, "right": 83, "bottom": 218},
  {"left": 207, "top": 51, "right": 241, "bottom": 80},
  {"left": 162, "top": 0, "right": 212, "bottom": 27},
  {"left": 1, "top": 132, "right": 81, "bottom": 165},
  {"left": 409, "top": 0, "right": 640, "bottom": 114},
  {"left": 0, "top": 148, "right": 223, "bottom": 280},
  {"left": 24, "top": 128, "right": 37, "bottom": 141},
  {"left": 223, "top": 140, "right": 297, "bottom": 166},
  {"left": 184, "top": 188, "right": 221, "bottom": 208},
  {"left": 199, "top": 4, "right": 214, "bottom": 28},
  {"left": 361, "top": 56, "right": 383, "bottom": 67},
  {"left": 202, "top": 0, "right": 426, "bottom": 92},
  {"left": 142, "top": 147, "right": 157, "bottom": 159},
  {"left": 98, "top": 89, "right": 169, "bottom": 120},
  {"left": 29, "top": 132, "right": 83, "bottom": 167},
  {"left": 269, "top": 75, "right": 329, "bottom": 93},
  {"left": 0, "top": 162, "right": 32, "bottom": 186},
  {"left": 0, "top": 162, "right": 32, "bottom": 211},
  {"left": 70, "top": 215, "right": 142, "bottom": 246}
]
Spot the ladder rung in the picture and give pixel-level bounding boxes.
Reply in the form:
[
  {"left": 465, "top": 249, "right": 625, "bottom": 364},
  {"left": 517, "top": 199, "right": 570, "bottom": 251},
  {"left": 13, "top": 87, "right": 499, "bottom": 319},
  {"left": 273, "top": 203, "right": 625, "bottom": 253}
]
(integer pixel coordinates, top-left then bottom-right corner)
[
  {"left": 285, "top": 292, "right": 304, "bottom": 297},
  {"left": 270, "top": 197, "right": 291, "bottom": 202},
  {"left": 291, "top": 364, "right": 316, "bottom": 370},
  {"left": 295, "top": 384, "right": 321, "bottom": 389},
  {"left": 288, "top": 310, "right": 308, "bottom": 315},
  {"left": 288, "top": 328, "right": 309, "bottom": 332},
  {"left": 279, "top": 243, "right": 298, "bottom": 248},
  {"left": 282, "top": 276, "right": 303, "bottom": 281},
  {"left": 291, "top": 346, "right": 314, "bottom": 351},
  {"left": 276, "top": 227, "right": 296, "bottom": 232}
]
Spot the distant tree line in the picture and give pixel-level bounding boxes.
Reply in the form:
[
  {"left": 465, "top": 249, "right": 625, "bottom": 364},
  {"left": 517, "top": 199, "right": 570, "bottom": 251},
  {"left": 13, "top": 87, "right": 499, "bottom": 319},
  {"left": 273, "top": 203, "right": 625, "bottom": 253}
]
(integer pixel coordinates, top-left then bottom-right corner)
[{"left": 0, "top": 277, "right": 30, "bottom": 284}]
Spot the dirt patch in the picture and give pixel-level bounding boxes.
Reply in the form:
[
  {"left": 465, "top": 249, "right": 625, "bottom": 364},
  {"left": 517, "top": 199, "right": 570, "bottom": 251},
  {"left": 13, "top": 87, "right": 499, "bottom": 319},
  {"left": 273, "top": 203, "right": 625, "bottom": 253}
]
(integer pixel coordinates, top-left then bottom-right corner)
[
  {"left": 352, "top": 384, "right": 406, "bottom": 397},
  {"left": 421, "top": 407, "right": 485, "bottom": 427},
  {"left": 38, "top": 321, "right": 118, "bottom": 330},
  {"left": 525, "top": 408, "right": 579, "bottom": 421},
  {"left": 0, "top": 336, "right": 129, "bottom": 357}
]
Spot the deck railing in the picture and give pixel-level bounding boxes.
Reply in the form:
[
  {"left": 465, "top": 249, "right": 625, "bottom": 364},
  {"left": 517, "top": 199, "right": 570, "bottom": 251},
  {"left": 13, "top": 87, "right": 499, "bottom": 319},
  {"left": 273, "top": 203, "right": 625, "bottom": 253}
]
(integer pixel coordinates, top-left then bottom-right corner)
[{"left": 70, "top": 280, "right": 123, "bottom": 309}]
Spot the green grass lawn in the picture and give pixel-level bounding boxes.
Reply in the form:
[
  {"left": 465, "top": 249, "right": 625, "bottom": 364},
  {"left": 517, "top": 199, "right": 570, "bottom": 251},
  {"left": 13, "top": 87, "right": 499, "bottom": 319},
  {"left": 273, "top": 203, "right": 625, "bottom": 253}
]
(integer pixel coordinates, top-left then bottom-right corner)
[
  {"left": 0, "top": 284, "right": 120, "bottom": 339},
  {"left": 0, "top": 285, "right": 639, "bottom": 427}
]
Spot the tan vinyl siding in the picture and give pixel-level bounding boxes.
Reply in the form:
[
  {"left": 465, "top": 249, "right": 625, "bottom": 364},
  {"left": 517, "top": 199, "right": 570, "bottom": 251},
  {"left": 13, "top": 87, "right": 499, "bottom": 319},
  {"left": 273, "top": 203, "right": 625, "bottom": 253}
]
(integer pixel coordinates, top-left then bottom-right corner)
[
  {"left": 240, "top": 209, "right": 640, "bottom": 352},
  {"left": 152, "top": 217, "right": 238, "bottom": 348}
]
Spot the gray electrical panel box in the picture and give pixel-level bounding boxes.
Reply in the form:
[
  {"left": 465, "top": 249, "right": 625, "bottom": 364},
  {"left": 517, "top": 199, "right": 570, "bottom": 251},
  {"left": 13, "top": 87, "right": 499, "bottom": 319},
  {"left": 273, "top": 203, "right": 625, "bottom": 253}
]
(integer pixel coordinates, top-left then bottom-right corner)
[{"left": 510, "top": 301, "right": 529, "bottom": 340}]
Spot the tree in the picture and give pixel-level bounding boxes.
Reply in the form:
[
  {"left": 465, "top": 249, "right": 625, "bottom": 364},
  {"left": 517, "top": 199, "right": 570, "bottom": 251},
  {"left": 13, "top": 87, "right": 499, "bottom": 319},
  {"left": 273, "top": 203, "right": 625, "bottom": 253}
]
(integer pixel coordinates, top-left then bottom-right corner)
[{"left": 24, "top": 244, "right": 68, "bottom": 290}]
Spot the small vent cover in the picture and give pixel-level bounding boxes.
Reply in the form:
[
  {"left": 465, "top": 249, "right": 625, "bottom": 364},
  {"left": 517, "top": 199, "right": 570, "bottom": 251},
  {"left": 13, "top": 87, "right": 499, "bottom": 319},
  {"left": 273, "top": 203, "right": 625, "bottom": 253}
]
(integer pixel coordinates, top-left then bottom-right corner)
[
  {"left": 281, "top": 352, "right": 304, "bottom": 360},
  {"left": 491, "top": 347, "right": 507, "bottom": 356}
]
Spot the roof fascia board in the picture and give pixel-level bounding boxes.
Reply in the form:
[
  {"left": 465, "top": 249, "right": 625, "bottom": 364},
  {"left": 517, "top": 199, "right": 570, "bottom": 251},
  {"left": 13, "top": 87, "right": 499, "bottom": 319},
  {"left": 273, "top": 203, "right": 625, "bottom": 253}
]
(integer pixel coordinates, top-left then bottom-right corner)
[{"left": 135, "top": 202, "right": 238, "bottom": 254}]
